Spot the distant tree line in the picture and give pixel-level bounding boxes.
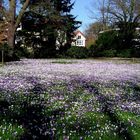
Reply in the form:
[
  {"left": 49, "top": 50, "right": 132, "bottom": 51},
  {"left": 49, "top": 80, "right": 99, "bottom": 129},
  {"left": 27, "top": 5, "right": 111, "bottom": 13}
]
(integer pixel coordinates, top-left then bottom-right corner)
[{"left": 86, "top": 0, "right": 140, "bottom": 57}]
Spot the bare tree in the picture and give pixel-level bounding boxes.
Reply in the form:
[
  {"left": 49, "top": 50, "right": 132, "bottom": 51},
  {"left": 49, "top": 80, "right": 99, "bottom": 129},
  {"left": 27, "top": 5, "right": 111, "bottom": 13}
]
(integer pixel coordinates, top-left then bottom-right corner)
[
  {"left": 84, "top": 22, "right": 103, "bottom": 39},
  {"left": 90, "top": 0, "right": 140, "bottom": 29},
  {"left": 89, "top": 0, "right": 140, "bottom": 48},
  {"left": 107, "top": 0, "right": 140, "bottom": 24},
  {"left": 89, "top": 0, "right": 111, "bottom": 30}
]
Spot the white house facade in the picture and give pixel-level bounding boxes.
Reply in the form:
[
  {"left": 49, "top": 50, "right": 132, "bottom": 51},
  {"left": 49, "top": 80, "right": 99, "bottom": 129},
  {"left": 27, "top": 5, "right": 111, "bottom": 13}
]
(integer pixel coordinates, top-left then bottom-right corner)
[
  {"left": 16, "top": 24, "right": 86, "bottom": 48},
  {"left": 72, "top": 30, "right": 86, "bottom": 47}
]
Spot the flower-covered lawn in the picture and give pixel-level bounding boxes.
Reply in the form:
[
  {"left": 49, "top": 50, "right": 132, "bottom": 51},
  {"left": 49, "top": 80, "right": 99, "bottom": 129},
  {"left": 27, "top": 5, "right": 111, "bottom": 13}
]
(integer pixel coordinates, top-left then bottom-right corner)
[{"left": 0, "top": 59, "right": 140, "bottom": 139}]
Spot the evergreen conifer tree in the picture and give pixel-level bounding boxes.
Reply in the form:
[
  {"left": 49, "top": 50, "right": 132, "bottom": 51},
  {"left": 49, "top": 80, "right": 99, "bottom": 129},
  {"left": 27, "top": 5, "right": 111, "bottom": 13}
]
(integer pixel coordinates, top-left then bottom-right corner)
[{"left": 19, "top": 0, "right": 81, "bottom": 58}]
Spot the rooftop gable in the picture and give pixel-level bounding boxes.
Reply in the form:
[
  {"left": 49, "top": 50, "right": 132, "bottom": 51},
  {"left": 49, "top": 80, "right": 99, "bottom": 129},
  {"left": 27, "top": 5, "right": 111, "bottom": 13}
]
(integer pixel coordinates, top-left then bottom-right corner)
[{"left": 74, "top": 30, "right": 85, "bottom": 38}]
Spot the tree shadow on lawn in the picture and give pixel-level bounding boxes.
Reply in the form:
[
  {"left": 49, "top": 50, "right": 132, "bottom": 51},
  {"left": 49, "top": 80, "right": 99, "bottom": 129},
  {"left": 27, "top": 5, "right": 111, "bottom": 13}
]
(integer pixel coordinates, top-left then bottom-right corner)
[
  {"left": 0, "top": 77, "right": 138, "bottom": 140},
  {"left": 78, "top": 79, "right": 135, "bottom": 140},
  {"left": 126, "top": 83, "right": 140, "bottom": 102},
  {"left": 47, "top": 78, "right": 136, "bottom": 140},
  {"left": 0, "top": 93, "right": 66, "bottom": 140},
  {"left": 97, "top": 93, "right": 134, "bottom": 140},
  {"left": 0, "top": 76, "right": 65, "bottom": 140},
  {"left": 19, "top": 101, "right": 64, "bottom": 140},
  {"left": 0, "top": 95, "right": 64, "bottom": 140}
]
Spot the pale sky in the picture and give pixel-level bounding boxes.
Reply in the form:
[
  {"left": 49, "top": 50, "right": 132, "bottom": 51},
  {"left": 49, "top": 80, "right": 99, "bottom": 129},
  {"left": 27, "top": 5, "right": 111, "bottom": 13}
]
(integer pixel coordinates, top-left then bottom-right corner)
[
  {"left": 71, "top": 0, "right": 97, "bottom": 32},
  {"left": 5, "top": 0, "right": 97, "bottom": 32}
]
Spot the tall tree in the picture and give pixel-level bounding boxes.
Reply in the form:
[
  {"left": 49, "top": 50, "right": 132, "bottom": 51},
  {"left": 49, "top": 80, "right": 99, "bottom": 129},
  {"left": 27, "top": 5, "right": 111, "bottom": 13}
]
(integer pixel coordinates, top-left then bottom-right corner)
[
  {"left": 85, "top": 22, "right": 105, "bottom": 39},
  {"left": 4, "top": 0, "right": 30, "bottom": 49},
  {"left": 19, "top": 0, "right": 81, "bottom": 57},
  {"left": 89, "top": 0, "right": 111, "bottom": 30},
  {"left": 90, "top": 0, "right": 140, "bottom": 48},
  {"left": 84, "top": 22, "right": 103, "bottom": 47},
  {"left": 0, "top": 0, "right": 7, "bottom": 45},
  {"left": 107, "top": 0, "right": 140, "bottom": 48},
  {"left": 107, "top": 0, "right": 140, "bottom": 23}
]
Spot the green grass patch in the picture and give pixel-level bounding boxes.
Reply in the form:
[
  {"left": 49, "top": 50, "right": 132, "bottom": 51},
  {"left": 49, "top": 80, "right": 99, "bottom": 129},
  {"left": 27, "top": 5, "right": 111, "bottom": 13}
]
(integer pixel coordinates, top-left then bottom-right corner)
[
  {"left": 51, "top": 60, "right": 76, "bottom": 64},
  {"left": 55, "top": 112, "right": 122, "bottom": 140},
  {"left": 0, "top": 121, "right": 24, "bottom": 140},
  {"left": 55, "top": 111, "right": 140, "bottom": 139},
  {"left": 0, "top": 79, "right": 139, "bottom": 139},
  {"left": 117, "top": 111, "right": 140, "bottom": 140}
]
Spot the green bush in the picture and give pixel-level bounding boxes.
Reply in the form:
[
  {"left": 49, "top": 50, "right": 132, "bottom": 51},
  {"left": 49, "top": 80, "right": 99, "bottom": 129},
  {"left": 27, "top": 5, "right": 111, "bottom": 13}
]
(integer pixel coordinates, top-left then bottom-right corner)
[
  {"left": 15, "top": 42, "right": 32, "bottom": 58},
  {"left": 89, "top": 30, "right": 140, "bottom": 58},
  {"left": 96, "top": 31, "right": 119, "bottom": 50},
  {"left": 88, "top": 44, "right": 97, "bottom": 57},
  {"left": 67, "top": 46, "right": 89, "bottom": 59},
  {"left": 100, "top": 49, "right": 117, "bottom": 57},
  {"left": 0, "top": 43, "right": 20, "bottom": 62},
  {"left": 131, "top": 45, "right": 140, "bottom": 57},
  {"left": 116, "top": 49, "right": 132, "bottom": 58},
  {"left": 88, "top": 31, "right": 119, "bottom": 57},
  {"left": 29, "top": 43, "right": 57, "bottom": 58}
]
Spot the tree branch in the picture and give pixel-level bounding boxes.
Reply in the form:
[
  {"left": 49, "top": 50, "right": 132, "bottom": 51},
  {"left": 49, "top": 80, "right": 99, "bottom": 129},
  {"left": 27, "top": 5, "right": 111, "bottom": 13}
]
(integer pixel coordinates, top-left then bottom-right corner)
[
  {"left": 108, "top": 10, "right": 124, "bottom": 21},
  {"left": 15, "top": 0, "right": 30, "bottom": 29},
  {"left": 134, "top": 14, "right": 140, "bottom": 23}
]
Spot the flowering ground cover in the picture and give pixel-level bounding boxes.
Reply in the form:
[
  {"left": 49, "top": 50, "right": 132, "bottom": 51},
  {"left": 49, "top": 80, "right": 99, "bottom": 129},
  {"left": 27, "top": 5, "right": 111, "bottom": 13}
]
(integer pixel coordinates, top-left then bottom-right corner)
[{"left": 0, "top": 59, "right": 140, "bottom": 139}]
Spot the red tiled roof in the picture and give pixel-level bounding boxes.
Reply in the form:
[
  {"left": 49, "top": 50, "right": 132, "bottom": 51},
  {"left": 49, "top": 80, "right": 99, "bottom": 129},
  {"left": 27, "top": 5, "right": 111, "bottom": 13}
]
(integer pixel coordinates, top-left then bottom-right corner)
[{"left": 74, "top": 30, "right": 85, "bottom": 37}]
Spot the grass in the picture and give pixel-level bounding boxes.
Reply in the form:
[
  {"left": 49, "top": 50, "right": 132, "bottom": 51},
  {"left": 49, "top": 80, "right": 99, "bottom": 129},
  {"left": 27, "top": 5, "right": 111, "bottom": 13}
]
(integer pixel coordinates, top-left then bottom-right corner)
[
  {"left": 87, "top": 57, "right": 140, "bottom": 64},
  {"left": 49, "top": 57, "right": 140, "bottom": 66},
  {"left": 0, "top": 95, "right": 140, "bottom": 139},
  {"left": 0, "top": 121, "right": 24, "bottom": 140},
  {"left": 0, "top": 73, "right": 140, "bottom": 139},
  {"left": 0, "top": 62, "right": 3, "bottom": 67},
  {"left": 51, "top": 60, "right": 76, "bottom": 64},
  {"left": 117, "top": 111, "right": 140, "bottom": 140},
  {"left": 55, "top": 111, "right": 140, "bottom": 140}
]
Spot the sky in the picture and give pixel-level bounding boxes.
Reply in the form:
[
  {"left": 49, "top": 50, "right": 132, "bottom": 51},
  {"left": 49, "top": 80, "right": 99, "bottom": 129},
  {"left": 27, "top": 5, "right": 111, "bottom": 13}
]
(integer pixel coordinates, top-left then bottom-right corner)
[
  {"left": 71, "top": 0, "right": 96, "bottom": 32},
  {"left": 4, "top": 0, "right": 97, "bottom": 32}
]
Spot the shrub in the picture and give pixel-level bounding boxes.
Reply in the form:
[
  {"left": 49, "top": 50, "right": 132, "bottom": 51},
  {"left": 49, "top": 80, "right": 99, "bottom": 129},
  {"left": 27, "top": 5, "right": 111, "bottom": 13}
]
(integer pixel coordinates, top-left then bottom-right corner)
[
  {"left": 37, "top": 46, "right": 56, "bottom": 58},
  {"left": 88, "top": 31, "right": 119, "bottom": 57},
  {"left": 67, "top": 46, "right": 89, "bottom": 59},
  {"left": 116, "top": 49, "right": 132, "bottom": 58},
  {"left": 89, "top": 30, "right": 140, "bottom": 58},
  {"left": 88, "top": 44, "right": 97, "bottom": 57},
  {"left": 15, "top": 42, "right": 32, "bottom": 58},
  {"left": 0, "top": 43, "right": 20, "bottom": 62},
  {"left": 100, "top": 49, "right": 117, "bottom": 57},
  {"left": 131, "top": 46, "right": 140, "bottom": 57},
  {"left": 96, "top": 31, "right": 119, "bottom": 51}
]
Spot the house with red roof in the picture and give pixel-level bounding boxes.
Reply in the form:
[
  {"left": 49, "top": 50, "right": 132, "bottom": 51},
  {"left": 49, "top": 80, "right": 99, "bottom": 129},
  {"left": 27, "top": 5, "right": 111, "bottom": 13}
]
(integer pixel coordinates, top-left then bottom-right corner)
[{"left": 72, "top": 30, "right": 86, "bottom": 47}]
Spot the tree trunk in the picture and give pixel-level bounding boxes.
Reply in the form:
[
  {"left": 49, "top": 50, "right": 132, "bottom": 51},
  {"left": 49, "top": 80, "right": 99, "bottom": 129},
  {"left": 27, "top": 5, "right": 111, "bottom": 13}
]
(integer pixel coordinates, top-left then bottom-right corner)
[
  {"left": 7, "top": 0, "right": 30, "bottom": 48},
  {"left": 7, "top": 23, "right": 15, "bottom": 48},
  {"left": 8, "top": 0, "right": 16, "bottom": 48}
]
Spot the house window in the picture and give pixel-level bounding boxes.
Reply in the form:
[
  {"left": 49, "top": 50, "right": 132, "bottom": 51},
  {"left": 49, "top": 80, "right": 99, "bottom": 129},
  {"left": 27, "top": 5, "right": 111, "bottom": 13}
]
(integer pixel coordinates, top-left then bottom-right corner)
[
  {"left": 77, "top": 35, "right": 81, "bottom": 39},
  {"left": 76, "top": 40, "right": 83, "bottom": 46}
]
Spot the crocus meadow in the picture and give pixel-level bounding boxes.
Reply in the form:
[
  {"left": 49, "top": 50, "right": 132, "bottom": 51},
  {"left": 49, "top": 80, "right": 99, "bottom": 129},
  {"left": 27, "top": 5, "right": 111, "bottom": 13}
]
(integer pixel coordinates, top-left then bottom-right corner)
[
  {"left": 0, "top": 59, "right": 140, "bottom": 139},
  {"left": 0, "top": 59, "right": 139, "bottom": 92}
]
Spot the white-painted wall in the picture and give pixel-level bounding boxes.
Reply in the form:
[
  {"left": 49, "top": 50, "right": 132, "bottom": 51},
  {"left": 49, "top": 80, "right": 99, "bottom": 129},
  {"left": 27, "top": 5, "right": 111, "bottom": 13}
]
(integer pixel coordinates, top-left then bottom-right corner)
[{"left": 72, "top": 32, "right": 86, "bottom": 47}]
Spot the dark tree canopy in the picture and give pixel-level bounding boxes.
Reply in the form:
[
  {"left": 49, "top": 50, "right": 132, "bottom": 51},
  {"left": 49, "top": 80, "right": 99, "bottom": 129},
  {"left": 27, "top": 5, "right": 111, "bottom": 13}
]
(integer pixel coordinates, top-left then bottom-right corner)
[{"left": 18, "top": 0, "right": 81, "bottom": 58}]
